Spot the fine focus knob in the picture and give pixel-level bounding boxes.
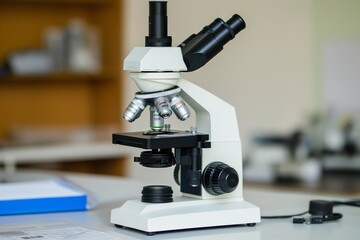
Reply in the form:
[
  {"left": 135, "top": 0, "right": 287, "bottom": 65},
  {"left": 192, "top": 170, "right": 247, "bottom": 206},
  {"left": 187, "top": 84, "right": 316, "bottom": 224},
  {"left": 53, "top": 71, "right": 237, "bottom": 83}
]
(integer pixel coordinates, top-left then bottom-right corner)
[{"left": 203, "top": 162, "right": 239, "bottom": 195}]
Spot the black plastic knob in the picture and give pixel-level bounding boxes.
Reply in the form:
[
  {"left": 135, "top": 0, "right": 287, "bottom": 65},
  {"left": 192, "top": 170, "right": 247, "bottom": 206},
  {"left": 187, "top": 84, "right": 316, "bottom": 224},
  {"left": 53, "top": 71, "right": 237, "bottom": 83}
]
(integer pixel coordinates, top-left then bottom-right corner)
[
  {"left": 309, "top": 200, "right": 333, "bottom": 216},
  {"left": 203, "top": 162, "right": 239, "bottom": 195},
  {"left": 141, "top": 185, "right": 173, "bottom": 203}
]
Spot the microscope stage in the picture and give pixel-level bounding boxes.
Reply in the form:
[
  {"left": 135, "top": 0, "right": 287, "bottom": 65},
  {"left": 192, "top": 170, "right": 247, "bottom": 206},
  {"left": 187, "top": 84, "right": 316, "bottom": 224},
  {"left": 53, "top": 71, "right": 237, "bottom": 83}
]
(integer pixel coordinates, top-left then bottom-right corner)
[{"left": 112, "top": 131, "right": 210, "bottom": 149}]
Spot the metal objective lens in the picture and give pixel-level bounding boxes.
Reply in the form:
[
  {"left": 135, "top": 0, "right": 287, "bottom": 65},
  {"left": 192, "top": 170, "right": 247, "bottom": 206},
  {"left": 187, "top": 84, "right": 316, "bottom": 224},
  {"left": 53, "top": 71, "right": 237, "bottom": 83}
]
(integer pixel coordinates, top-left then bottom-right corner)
[
  {"left": 150, "top": 106, "right": 164, "bottom": 131},
  {"left": 170, "top": 96, "right": 190, "bottom": 121},
  {"left": 123, "top": 98, "right": 146, "bottom": 122},
  {"left": 154, "top": 97, "right": 172, "bottom": 119}
]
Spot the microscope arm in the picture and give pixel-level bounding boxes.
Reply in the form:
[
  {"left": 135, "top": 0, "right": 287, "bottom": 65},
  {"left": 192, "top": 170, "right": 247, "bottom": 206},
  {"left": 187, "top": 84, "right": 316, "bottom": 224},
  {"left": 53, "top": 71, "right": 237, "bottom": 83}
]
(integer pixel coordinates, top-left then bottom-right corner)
[
  {"left": 177, "top": 78, "right": 241, "bottom": 143},
  {"left": 176, "top": 78, "right": 245, "bottom": 200}
]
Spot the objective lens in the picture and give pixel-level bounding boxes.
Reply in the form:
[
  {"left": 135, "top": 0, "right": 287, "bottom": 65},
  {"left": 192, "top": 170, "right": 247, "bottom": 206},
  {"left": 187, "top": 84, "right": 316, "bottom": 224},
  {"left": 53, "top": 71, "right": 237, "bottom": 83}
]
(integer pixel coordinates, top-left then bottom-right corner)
[
  {"left": 123, "top": 98, "right": 146, "bottom": 122},
  {"left": 154, "top": 97, "right": 172, "bottom": 119},
  {"left": 170, "top": 96, "right": 190, "bottom": 121},
  {"left": 150, "top": 106, "right": 164, "bottom": 131}
]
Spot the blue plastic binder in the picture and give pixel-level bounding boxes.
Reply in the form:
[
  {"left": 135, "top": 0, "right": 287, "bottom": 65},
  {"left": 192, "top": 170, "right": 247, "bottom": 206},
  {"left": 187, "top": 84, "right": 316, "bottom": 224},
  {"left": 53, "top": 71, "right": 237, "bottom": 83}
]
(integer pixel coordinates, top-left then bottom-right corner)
[{"left": 0, "top": 179, "right": 87, "bottom": 215}]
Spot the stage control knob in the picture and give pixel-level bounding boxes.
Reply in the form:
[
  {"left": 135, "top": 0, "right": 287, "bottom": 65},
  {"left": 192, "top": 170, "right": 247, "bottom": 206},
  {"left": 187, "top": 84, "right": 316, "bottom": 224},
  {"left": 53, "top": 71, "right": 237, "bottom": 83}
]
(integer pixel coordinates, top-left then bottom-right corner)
[{"left": 202, "top": 162, "right": 239, "bottom": 195}]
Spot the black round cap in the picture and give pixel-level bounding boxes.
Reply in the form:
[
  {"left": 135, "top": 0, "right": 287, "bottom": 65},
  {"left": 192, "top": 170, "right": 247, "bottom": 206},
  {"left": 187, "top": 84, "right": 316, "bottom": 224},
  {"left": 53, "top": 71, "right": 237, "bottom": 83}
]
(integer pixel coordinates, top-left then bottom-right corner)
[
  {"left": 141, "top": 185, "right": 173, "bottom": 203},
  {"left": 309, "top": 200, "right": 333, "bottom": 216}
]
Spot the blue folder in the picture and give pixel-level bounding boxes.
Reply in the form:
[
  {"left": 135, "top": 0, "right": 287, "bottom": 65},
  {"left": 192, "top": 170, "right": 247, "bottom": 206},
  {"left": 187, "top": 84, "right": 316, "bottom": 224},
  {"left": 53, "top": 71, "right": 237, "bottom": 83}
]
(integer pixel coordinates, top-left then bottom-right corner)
[{"left": 0, "top": 179, "right": 87, "bottom": 215}]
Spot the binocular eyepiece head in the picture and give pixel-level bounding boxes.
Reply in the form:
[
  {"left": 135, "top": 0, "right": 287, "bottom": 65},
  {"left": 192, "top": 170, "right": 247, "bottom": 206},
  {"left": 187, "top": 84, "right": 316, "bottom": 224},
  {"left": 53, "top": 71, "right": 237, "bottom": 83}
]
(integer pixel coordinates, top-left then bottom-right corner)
[
  {"left": 144, "top": 1, "right": 246, "bottom": 72},
  {"left": 180, "top": 14, "right": 246, "bottom": 72}
]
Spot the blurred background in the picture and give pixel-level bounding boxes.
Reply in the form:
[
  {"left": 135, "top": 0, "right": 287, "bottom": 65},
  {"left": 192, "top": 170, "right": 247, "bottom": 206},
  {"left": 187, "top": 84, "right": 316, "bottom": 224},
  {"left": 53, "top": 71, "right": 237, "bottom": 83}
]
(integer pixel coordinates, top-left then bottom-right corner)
[{"left": 0, "top": 0, "right": 359, "bottom": 194}]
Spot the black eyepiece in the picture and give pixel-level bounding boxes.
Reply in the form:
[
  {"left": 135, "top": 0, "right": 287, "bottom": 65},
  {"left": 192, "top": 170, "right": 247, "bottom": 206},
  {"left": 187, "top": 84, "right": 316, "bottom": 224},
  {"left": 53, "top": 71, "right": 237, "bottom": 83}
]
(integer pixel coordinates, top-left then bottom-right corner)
[
  {"left": 200, "top": 18, "right": 225, "bottom": 35},
  {"left": 180, "top": 14, "right": 246, "bottom": 72},
  {"left": 179, "top": 18, "right": 225, "bottom": 48},
  {"left": 146, "top": 1, "right": 172, "bottom": 47},
  {"left": 227, "top": 14, "right": 246, "bottom": 36}
]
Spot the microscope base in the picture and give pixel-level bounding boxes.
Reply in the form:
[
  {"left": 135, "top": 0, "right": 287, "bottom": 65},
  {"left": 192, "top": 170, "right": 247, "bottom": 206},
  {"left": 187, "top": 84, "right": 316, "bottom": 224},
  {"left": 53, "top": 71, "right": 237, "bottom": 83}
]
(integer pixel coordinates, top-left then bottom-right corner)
[{"left": 111, "top": 196, "right": 260, "bottom": 234}]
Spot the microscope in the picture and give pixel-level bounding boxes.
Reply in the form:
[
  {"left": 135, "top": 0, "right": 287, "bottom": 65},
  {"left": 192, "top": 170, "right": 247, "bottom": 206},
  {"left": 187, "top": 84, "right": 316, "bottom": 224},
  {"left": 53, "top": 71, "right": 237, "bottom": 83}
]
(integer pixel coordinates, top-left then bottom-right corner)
[{"left": 111, "top": 1, "right": 260, "bottom": 234}]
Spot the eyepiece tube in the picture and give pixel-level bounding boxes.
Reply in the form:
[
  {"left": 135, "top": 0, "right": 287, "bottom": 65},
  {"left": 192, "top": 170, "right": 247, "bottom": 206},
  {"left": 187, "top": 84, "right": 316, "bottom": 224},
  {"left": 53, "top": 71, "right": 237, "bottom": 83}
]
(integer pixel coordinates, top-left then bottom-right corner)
[
  {"left": 180, "top": 14, "right": 246, "bottom": 72},
  {"left": 226, "top": 14, "right": 246, "bottom": 35},
  {"left": 212, "top": 14, "right": 245, "bottom": 45},
  {"left": 146, "top": 1, "right": 172, "bottom": 47},
  {"left": 179, "top": 18, "right": 225, "bottom": 48},
  {"left": 203, "top": 18, "right": 225, "bottom": 34}
]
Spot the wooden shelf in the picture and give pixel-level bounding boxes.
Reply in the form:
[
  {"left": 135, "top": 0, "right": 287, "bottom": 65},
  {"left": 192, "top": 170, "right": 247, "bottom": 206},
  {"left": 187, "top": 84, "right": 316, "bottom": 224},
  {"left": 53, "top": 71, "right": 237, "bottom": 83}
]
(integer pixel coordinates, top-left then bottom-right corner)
[
  {"left": 0, "top": 0, "right": 125, "bottom": 175},
  {"left": 0, "top": 0, "right": 122, "bottom": 135},
  {"left": 0, "top": 0, "right": 116, "bottom": 5},
  {"left": 0, "top": 70, "right": 114, "bottom": 83}
]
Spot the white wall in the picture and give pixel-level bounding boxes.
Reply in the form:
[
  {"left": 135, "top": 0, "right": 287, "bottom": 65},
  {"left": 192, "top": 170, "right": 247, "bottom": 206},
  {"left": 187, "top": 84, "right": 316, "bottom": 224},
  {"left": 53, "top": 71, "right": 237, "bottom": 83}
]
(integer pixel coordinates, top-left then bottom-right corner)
[
  {"left": 313, "top": 0, "right": 360, "bottom": 114},
  {"left": 121, "top": 0, "right": 314, "bottom": 182}
]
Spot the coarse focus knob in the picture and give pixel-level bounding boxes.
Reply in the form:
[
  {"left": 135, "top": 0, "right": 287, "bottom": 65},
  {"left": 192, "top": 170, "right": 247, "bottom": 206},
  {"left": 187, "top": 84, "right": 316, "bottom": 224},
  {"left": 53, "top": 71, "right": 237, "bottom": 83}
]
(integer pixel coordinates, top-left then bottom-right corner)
[{"left": 202, "top": 162, "right": 239, "bottom": 195}]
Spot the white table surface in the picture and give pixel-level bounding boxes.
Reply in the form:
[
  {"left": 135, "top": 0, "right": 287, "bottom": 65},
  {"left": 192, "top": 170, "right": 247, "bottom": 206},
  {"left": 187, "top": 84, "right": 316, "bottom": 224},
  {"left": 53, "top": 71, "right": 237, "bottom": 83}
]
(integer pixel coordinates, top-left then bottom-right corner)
[{"left": 0, "top": 171, "right": 359, "bottom": 240}]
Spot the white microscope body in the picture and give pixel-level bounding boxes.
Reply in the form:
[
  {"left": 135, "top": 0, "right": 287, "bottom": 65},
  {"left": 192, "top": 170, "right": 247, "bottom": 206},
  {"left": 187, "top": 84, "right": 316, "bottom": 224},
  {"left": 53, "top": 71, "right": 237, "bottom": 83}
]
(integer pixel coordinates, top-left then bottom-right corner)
[{"left": 111, "top": 1, "right": 260, "bottom": 234}]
